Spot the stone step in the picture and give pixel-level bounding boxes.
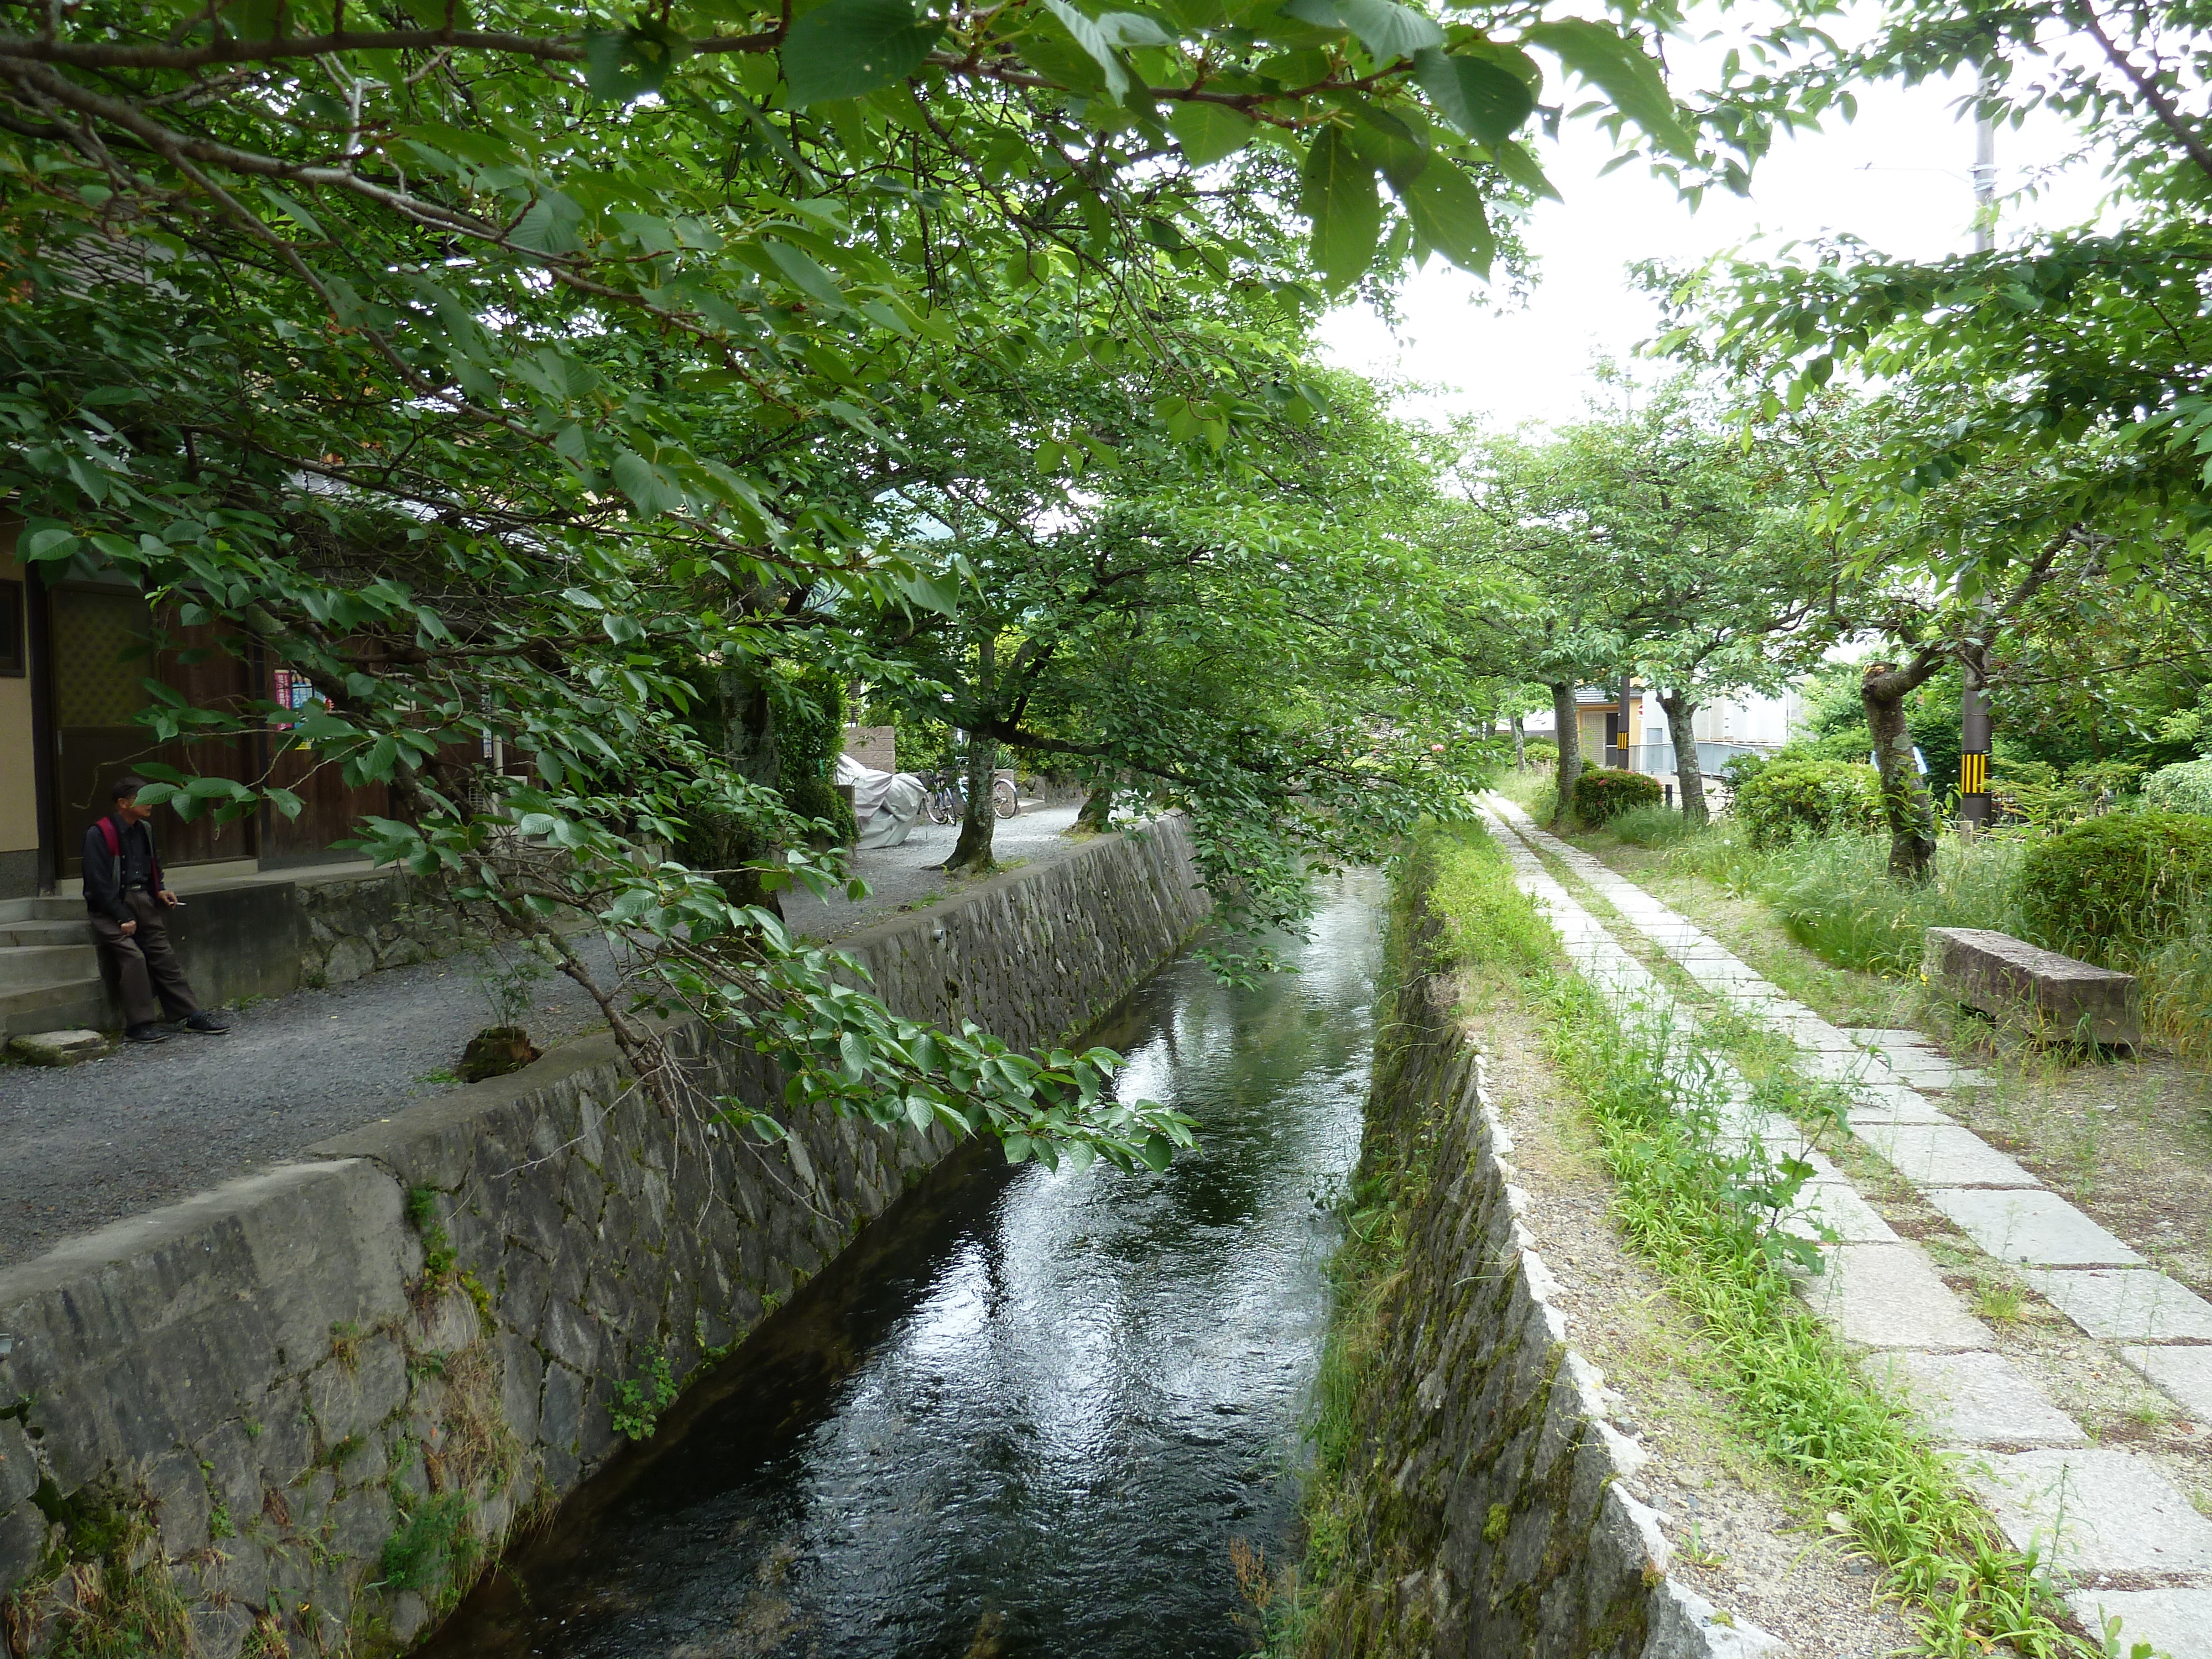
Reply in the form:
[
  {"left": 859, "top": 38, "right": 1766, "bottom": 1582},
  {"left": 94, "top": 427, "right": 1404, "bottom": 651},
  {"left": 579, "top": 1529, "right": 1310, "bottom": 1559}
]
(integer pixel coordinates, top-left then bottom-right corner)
[
  {"left": 0, "top": 896, "right": 81, "bottom": 924},
  {"left": 0, "top": 944, "right": 99, "bottom": 989},
  {"left": 2022, "top": 1267, "right": 2212, "bottom": 1343},
  {"left": 1964, "top": 1447, "right": 2212, "bottom": 1577},
  {"left": 0, "top": 920, "right": 92, "bottom": 948},
  {"left": 1867, "top": 1350, "right": 2086, "bottom": 1448},
  {"left": 2067, "top": 1589, "right": 2212, "bottom": 1659},
  {"left": 2120, "top": 1345, "right": 2212, "bottom": 1422},
  {"left": 0, "top": 974, "right": 112, "bottom": 1041},
  {"left": 1923, "top": 1187, "right": 2144, "bottom": 1269},
  {"left": 1795, "top": 1242, "right": 1990, "bottom": 1351}
]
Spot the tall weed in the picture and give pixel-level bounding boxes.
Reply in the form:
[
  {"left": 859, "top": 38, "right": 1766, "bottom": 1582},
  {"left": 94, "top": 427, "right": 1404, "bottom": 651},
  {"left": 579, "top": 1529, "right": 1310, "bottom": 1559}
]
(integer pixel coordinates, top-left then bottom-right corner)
[
  {"left": 1757, "top": 833, "right": 2026, "bottom": 977},
  {"left": 1608, "top": 804, "right": 1703, "bottom": 848}
]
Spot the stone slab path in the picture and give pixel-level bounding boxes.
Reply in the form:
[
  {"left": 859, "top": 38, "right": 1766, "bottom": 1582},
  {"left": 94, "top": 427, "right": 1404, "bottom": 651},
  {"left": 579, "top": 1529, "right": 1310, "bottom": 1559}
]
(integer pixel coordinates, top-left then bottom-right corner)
[{"left": 1480, "top": 798, "right": 2212, "bottom": 1656}]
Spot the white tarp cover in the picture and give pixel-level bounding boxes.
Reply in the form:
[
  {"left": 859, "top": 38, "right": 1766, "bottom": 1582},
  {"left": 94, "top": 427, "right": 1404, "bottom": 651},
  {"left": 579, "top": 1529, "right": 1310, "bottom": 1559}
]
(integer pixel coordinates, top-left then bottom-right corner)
[{"left": 837, "top": 753, "right": 927, "bottom": 848}]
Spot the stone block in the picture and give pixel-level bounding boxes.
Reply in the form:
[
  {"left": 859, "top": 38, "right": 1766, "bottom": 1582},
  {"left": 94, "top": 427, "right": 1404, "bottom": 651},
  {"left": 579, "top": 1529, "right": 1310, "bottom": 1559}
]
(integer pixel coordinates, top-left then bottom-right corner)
[
  {"left": 2119, "top": 1344, "right": 2212, "bottom": 1421},
  {"left": 0, "top": 1500, "right": 50, "bottom": 1592},
  {"left": 1924, "top": 926, "right": 2140, "bottom": 1047},
  {"left": 1923, "top": 1187, "right": 2142, "bottom": 1267},
  {"left": 1780, "top": 1180, "right": 1898, "bottom": 1245},
  {"left": 2066, "top": 1587, "right": 2212, "bottom": 1659},
  {"left": 1794, "top": 1244, "right": 1989, "bottom": 1350},
  {"left": 305, "top": 1335, "right": 407, "bottom": 1446},
  {"left": 1864, "top": 1350, "right": 2085, "bottom": 1448},
  {"left": 1963, "top": 1447, "right": 2212, "bottom": 1575},
  {"left": 1644, "top": 1579, "right": 1785, "bottom": 1658},
  {"left": 1844, "top": 1084, "right": 1954, "bottom": 1126},
  {"left": 187, "top": 1601, "right": 254, "bottom": 1659},
  {"left": 2021, "top": 1268, "right": 2212, "bottom": 1341},
  {"left": 8, "top": 1028, "right": 111, "bottom": 1066},
  {"left": 144, "top": 1447, "right": 212, "bottom": 1557},
  {"left": 1853, "top": 1123, "right": 2041, "bottom": 1188},
  {"left": 0, "top": 1417, "right": 38, "bottom": 1511}
]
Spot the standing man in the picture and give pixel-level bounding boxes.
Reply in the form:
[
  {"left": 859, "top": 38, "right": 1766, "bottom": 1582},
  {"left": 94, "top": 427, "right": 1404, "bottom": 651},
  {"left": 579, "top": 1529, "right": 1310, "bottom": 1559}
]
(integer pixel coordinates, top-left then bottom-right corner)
[{"left": 83, "top": 776, "right": 228, "bottom": 1044}]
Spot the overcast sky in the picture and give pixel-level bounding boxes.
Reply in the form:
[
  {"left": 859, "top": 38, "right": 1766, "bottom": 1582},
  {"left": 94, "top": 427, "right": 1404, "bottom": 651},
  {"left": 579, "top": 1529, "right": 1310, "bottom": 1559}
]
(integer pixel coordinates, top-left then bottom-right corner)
[{"left": 1319, "top": 14, "right": 2117, "bottom": 431}]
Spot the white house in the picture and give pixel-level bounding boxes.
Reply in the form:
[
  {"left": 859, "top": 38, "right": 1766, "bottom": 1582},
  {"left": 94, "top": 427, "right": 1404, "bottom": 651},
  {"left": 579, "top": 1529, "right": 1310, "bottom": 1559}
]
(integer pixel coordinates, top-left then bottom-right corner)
[{"left": 1517, "top": 684, "right": 1806, "bottom": 778}]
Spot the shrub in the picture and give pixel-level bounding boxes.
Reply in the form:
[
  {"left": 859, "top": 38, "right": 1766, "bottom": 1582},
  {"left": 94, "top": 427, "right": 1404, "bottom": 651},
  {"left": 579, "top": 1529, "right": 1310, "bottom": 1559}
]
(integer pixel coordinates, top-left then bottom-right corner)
[
  {"left": 2016, "top": 811, "right": 2212, "bottom": 962},
  {"left": 1718, "top": 751, "right": 1770, "bottom": 794},
  {"left": 1572, "top": 767, "right": 1662, "bottom": 823},
  {"left": 1521, "top": 738, "right": 1558, "bottom": 764},
  {"left": 2142, "top": 758, "right": 2212, "bottom": 817},
  {"left": 1729, "top": 758, "right": 1882, "bottom": 848}
]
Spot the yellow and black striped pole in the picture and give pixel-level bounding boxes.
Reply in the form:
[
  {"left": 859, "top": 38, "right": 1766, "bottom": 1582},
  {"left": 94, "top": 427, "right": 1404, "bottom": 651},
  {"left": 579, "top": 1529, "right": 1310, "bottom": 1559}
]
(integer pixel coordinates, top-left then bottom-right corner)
[{"left": 1960, "top": 748, "right": 1990, "bottom": 821}]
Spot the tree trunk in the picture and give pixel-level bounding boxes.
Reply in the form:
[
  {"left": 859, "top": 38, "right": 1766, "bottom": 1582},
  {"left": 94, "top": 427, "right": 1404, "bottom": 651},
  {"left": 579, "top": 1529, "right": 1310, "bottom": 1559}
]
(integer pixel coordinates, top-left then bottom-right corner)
[
  {"left": 943, "top": 637, "right": 999, "bottom": 873},
  {"left": 1660, "top": 690, "right": 1707, "bottom": 826},
  {"left": 701, "top": 666, "right": 783, "bottom": 918},
  {"left": 1075, "top": 782, "right": 1114, "bottom": 832},
  {"left": 1511, "top": 714, "right": 1526, "bottom": 770},
  {"left": 1549, "top": 680, "right": 1582, "bottom": 830},
  {"left": 1863, "top": 658, "right": 1943, "bottom": 881}
]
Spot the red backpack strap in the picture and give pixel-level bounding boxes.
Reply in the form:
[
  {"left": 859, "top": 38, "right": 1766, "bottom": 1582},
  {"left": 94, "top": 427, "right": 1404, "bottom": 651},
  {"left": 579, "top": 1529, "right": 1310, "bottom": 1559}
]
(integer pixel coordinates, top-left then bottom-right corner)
[{"left": 98, "top": 816, "right": 120, "bottom": 859}]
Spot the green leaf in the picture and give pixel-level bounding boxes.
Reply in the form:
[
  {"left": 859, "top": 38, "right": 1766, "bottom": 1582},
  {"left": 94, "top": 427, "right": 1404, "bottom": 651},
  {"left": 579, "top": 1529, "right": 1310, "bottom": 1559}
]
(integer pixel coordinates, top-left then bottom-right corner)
[
  {"left": 763, "top": 239, "right": 848, "bottom": 309},
  {"left": 264, "top": 787, "right": 305, "bottom": 821},
  {"left": 1284, "top": 0, "right": 1442, "bottom": 59},
  {"left": 582, "top": 19, "right": 693, "bottom": 105},
  {"left": 1412, "top": 47, "right": 1536, "bottom": 146},
  {"left": 1168, "top": 101, "right": 1257, "bottom": 166},
  {"left": 1394, "top": 161, "right": 1494, "bottom": 275},
  {"left": 1520, "top": 19, "right": 1694, "bottom": 158},
  {"left": 1299, "top": 126, "right": 1381, "bottom": 293},
  {"left": 510, "top": 190, "right": 585, "bottom": 255},
  {"left": 612, "top": 450, "right": 687, "bottom": 518},
  {"left": 782, "top": 0, "right": 945, "bottom": 107},
  {"left": 1488, "top": 137, "right": 1562, "bottom": 202},
  {"left": 1349, "top": 101, "right": 1428, "bottom": 190},
  {"left": 1041, "top": 0, "right": 1139, "bottom": 101}
]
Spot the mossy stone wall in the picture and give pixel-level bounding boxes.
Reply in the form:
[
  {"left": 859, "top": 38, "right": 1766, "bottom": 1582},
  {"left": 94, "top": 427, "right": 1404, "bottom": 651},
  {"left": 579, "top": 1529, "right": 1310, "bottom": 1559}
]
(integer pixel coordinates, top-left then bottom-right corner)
[{"left": 0, "top": 821, "right": 1209, "bottom": 1659}]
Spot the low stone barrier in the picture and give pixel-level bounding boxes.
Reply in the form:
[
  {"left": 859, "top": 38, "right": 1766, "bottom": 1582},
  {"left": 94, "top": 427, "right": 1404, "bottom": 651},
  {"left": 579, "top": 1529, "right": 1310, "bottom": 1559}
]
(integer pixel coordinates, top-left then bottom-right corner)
[
  {"left": 0, "top": 820, "right": 1209, "bottom": 1659},
  {"left": 1316, "top": 894, "right": 1773, "bottom": 1658},
  {"left": 1923, "top": 926, "right": 2140, "bottom": 1047}
]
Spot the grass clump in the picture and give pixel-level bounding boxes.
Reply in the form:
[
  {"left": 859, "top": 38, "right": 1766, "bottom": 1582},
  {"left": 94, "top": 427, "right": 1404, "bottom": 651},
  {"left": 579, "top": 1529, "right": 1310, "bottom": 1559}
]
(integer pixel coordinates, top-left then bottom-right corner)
[
  {"left": 1421, "top": 825, "right": 2125, "bottom": 1659},
  {"left": 1609, "top": 804, "right": 1703, "bottom": 849},
  {"left": 379, "top": 1491, "right": 477, "bottom": 1595}
]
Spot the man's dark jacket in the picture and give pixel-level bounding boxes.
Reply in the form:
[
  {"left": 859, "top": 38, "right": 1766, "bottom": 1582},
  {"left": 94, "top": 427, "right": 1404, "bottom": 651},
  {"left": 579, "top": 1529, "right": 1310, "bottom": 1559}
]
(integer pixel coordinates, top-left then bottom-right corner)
[{"left": 82, "top": 815, "right": 164, "bottom": 924}]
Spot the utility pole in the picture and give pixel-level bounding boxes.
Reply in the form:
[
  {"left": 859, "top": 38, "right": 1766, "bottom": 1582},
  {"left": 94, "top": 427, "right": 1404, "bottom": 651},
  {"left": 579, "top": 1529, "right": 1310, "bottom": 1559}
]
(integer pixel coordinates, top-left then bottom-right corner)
[{"left": 1959, "top": 108, "right": 1997, "bottom": 831}]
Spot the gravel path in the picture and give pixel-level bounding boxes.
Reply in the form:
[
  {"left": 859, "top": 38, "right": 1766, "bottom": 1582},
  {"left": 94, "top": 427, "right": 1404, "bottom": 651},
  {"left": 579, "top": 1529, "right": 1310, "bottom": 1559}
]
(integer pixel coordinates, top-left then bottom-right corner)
[
  {"left": 0, "top": 805, "right": 1093, "bottom": 1269},
  {"left": 781, "top": 802, "right": 1088, "bottom": 941}
]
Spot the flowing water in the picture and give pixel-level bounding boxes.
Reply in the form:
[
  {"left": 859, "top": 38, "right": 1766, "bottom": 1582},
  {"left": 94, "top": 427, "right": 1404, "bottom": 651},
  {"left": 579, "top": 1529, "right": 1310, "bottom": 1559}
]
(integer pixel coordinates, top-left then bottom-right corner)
[{"left": 425, "top": 872, "right": 1384, "bottom": 1659}]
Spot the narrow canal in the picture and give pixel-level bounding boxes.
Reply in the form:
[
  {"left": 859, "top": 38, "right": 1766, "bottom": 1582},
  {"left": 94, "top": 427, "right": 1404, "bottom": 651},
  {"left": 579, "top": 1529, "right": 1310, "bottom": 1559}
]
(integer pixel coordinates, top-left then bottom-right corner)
[{"left": 426, "top": 872, "right": 1384, "bottom": 1658}]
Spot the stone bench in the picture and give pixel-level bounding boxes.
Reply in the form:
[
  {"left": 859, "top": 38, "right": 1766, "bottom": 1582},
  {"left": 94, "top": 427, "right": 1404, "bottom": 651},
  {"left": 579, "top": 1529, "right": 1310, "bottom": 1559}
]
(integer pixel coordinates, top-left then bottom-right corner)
[{"left": 1923, "top": 927, "right": 2140, "bottom": 1047}]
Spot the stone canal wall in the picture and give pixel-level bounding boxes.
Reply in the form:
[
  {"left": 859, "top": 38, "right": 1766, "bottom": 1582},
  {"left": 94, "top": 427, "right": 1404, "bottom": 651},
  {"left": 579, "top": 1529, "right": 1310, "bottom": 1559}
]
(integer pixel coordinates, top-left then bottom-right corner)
[
  {"left": 0, "top": 820, "right": 1210, "bottom": 1659},
  {"left": 1317, "top": 889, "right": 1771, "bottom": 1659}
]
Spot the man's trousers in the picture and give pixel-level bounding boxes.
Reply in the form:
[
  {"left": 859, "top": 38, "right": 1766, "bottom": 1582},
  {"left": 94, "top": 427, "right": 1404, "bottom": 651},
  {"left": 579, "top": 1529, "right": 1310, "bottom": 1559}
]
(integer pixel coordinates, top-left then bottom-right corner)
[{"left": 90, "top": 890, "right": 202, "bottom": 1027}]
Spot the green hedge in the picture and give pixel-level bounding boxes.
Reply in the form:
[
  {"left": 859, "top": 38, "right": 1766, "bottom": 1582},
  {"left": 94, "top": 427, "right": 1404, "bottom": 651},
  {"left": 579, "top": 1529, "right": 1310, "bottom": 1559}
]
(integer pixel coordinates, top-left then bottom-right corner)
[
  {"left": 1572, "top": 767, "right": 1662, "bottom": 822},
  {"left": 1730, "top": 758, "right": 1881, "bottom": 848},
  {"left": 2016, "top": 811, "right": 2212, "bottom": 962}
]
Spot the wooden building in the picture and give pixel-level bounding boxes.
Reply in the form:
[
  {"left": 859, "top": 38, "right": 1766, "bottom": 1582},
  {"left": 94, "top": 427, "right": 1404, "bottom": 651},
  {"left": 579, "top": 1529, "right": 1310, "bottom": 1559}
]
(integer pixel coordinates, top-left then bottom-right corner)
[{"left": 0, "top": 521, "right": 388, "bottom": 900}]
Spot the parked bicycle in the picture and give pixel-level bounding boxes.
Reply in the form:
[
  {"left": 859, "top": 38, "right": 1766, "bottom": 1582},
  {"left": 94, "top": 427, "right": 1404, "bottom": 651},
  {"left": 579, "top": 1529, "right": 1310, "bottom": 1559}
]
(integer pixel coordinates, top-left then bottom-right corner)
[{"left": 919, "top": 769, "right": 1020, "bottom": 823}]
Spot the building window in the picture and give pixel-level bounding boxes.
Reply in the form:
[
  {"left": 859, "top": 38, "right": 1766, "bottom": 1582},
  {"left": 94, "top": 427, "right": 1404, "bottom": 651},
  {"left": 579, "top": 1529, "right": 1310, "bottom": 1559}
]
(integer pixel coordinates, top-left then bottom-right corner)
[{"left": 0, "top": 580, "right": 23, "bottom": 676}]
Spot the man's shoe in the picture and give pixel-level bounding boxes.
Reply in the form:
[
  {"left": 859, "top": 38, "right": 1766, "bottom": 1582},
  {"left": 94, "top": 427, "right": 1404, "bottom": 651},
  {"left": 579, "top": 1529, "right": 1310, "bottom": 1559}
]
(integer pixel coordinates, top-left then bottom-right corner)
[
  {"left": 124, "top": 1023, "right": 169, "bottom": 1044},
  {"left": 180, "top": 1012, "right": 229, "bottom": 1035}
]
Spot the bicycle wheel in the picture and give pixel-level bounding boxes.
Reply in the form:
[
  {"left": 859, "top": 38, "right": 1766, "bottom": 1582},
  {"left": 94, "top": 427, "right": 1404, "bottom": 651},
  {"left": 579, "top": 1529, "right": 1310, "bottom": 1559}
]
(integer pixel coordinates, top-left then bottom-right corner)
[{"left": 992, "top": 778, "right": 1019, "bottom": 819}]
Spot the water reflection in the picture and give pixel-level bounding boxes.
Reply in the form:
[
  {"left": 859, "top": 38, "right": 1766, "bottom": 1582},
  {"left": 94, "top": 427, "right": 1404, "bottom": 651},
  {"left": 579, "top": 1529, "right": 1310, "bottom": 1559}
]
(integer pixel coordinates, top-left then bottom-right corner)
[{"left": 424, "top": 872, "right": 1384, "bottom": 1659}]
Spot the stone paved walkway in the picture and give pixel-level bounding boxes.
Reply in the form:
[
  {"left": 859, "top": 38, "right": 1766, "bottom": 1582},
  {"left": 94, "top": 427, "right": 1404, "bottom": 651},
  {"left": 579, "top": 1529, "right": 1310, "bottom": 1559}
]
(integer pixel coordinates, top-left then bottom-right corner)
[{"left": 1481, "top": 797, "right": 2212, "bottom": 1656}]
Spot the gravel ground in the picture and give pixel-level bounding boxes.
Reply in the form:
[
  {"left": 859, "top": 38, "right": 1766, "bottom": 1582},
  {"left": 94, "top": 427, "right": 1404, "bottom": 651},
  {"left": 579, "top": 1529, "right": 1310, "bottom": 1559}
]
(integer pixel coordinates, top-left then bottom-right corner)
[
  {"left": 0, "top": 938, "right": 620, "bottom": 1268},
  {"left": 781, "top": 801, "right": 1088, "bottom": 941},
  {"left": 0, "top": 804, "right": 1093, "bottom": 1269}
]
